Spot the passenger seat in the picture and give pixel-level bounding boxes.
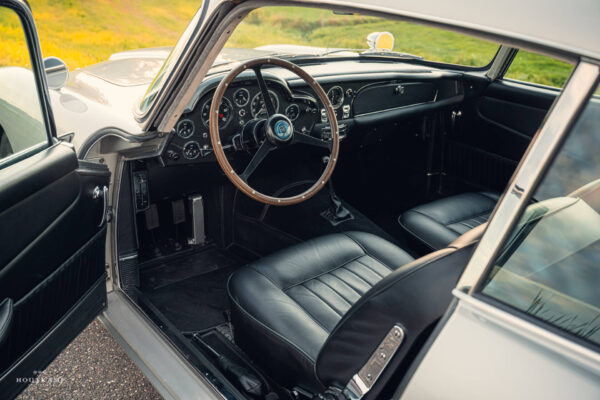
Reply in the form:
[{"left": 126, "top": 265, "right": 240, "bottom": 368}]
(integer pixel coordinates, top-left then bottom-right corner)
[{"left": 398, "top": 192, "right": 499, "bottom": 251}]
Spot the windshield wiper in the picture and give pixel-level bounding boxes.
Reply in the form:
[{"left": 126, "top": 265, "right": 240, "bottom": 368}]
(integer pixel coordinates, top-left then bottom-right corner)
[
  {"left": 283, "top": 48, "right": 423, "bottom": 61},
  {"left": 359, "top": 50, "right": 423, "bottom": 60}
]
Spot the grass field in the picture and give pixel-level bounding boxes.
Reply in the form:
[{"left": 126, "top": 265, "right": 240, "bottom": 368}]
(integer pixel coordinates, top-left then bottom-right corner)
[{"left": 1, "top": 2, "right": 572, "bottom": 87}]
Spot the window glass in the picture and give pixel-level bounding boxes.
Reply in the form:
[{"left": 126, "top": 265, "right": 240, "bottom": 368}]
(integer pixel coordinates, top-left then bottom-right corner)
[
  {"left": 481, "top": 82, "right": 600, "bottom": 346},
  {"left": 0, "top": 7, "right": 47, "bottom": 161},
  {"left": 505, "top": 50, "right": 573, "bottom": 88},
  {"left": 224, "top": 7, "right": 499, "bottom": 67}
]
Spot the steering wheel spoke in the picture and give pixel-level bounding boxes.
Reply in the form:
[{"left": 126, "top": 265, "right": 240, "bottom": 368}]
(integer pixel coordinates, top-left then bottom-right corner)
[
  {"left": 253, "top": 66, "right": 276, "bottom": 116},
  {"left": 293, "top": 131, "right": 333, "bottom": 149},
  {"left": 239, "top": 140, "right": 275, "bottom": 183}
]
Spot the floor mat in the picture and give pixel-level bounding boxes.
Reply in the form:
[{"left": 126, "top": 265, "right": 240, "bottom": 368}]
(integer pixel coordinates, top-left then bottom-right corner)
[
  {"left": 141, "top": 247, "right": 247, "bottom": 332},
  {"left": 141, "top": 247, "right": 244, "bottom": 290}
]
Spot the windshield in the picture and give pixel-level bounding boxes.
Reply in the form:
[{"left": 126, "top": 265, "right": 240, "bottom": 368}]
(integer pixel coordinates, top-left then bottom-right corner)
[
  {"left": 139, "top": 5, "right": 501, "bottom": 115},
  {"left": 224, "top": 7, "right": 500, "bottom": 66},
  {"left": 139, "top": 5, "right": 205, "bottom": 114}
]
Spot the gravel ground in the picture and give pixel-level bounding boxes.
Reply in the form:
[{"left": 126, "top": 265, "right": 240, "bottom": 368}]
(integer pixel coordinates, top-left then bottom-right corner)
[{"left": 17, "top": 318, "right": 163, "bottom": 400}]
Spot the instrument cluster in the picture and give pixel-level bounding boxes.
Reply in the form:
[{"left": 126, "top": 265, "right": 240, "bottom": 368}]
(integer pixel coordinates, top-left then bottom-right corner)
[{"left": 164, "top": 80, "right": 321, "bottom": 164}]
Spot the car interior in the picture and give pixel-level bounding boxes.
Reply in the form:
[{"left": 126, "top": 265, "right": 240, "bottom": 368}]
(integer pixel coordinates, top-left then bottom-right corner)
[{"left": 111, "top": 7, "right": 570, "bottom": 400}]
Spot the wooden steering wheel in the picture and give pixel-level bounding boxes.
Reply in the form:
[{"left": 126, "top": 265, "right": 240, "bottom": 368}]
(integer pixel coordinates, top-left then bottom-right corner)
[{"left": 209, "top": 57, "right": 339, "bottom": 206}]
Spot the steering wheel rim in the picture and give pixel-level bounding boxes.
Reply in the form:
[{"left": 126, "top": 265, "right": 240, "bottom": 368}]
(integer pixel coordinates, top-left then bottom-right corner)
[{"left": 209, "top": 57, "right": 339, "bottom": 206}]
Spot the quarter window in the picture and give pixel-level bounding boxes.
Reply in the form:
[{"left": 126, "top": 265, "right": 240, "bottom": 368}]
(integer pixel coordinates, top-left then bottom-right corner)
[
  {"left": 0, "top": 7, "right": 48, "bottom": 162},
  {"left": 504, "top": 50, "right": 573, "bottom": 88},
  {"left": 480, "top": 82, "right": 600, "bottom": 346}
]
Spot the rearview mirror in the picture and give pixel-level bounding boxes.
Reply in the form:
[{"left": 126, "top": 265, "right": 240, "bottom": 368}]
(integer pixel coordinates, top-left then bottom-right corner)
[
  {"left": 43, "top": 57, "right": 69, "bottom": 90},
  {"left": 366, "top": 32, "right": 395, "bottom": 52}
]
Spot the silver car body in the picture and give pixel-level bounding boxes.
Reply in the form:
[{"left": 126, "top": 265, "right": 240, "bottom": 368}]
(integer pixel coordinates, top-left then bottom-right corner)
[{"left": 41, "top": 0, "right": 600, "bottom": 398}]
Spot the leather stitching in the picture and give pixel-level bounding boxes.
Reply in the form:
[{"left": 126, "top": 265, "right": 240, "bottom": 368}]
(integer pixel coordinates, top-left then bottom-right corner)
[
  {"left": 316, "top": 277, "right": 355, "bottom": 306},
  {"left": 323, "top": 274, "right": 362, "bottom": 299},
  {"left": 300, "top": 284, "right": 343, "bottom": 318},
  {"left": 341, "top": 232, "right": 397, "bottom": 271},
  {"left": 355, "top": 257, "right": 388, "bottom": 277},
  {"left": 339, "top": 266, "right": 374, "bottom": 288},
  {"left": 330, "top": 269, "right": 368, "bottom": 295},
  {"left": 227, "top": 278, "right": 323, "bottom": 364},
  {"left": 282, "top": 254, "right": 363, "bottom": 291}
]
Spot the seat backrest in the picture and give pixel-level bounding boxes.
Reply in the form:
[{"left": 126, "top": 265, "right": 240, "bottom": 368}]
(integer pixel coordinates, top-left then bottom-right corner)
[{"left": 315, "top": 225, "right": 485, "bottom": 398}]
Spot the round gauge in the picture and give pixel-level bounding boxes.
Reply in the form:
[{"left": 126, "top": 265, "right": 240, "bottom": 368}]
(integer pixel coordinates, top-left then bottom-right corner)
[
  {"left": 285, "top": 104, "right": 300, "bottom": 121},
  {"left": 251, "top": 90, "right": 279, "bottom": 119},
  {"left": 326, "top": 86, "right": 344, "bottom": 109},
  {"left": 201, "top": 97, "right": 233, "bottom": 129},
  {"left": 176, "top": 119, "right": 195, "bottom": 139},
  {"left": 182, "top": 141, "right": 201, "bottom": 160},
  {"left": 233, "top": 88, "right": 250, "bottom": 107}
]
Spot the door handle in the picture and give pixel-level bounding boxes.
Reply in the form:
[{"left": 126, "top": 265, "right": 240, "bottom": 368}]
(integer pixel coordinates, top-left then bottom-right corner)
[{"left": 93, "top": 185, "right": 109, "bottom": 227}]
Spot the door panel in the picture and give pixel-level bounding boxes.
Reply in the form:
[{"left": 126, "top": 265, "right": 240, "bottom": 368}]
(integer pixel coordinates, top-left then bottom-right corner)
[
  {"left": 443, "top": 81, "right": 559, "bottom": 192},
  {"left": 0, "top": 2, "right": 110, "bottom": 397},
  {"left": 0, "top": 143, "right": 110, "bottom": 394}
]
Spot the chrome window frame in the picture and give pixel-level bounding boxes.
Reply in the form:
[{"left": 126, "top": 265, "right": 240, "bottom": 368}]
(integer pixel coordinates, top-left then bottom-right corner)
[
  {"left": 457, "top": 59, "right": 600, "bottom": 293},
  {"left": 0, "top": 0, "right": 58, "bottom": 169}
]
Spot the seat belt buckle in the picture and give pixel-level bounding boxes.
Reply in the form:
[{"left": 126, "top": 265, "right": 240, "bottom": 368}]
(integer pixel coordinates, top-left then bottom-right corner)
[{"left": 343, "top": 324, "right": 405, "bottom": 400}]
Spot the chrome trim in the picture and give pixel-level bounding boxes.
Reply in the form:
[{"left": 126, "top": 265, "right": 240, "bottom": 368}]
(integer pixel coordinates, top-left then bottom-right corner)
[
  {"left": 344, "top": 324, "right": 405, "bottom": 400},
  {"left": 353, "top": 99, "right": 435, "bottom": 117},
  {"left": 100, "top": 291, "right": 223, "bottom": 400},
  {"left": 326, "top": 85, "right": 345, "bottom": 109},
  {"left": 92, "top": 185, "right": 109, "bottom": 227},
  {"left": 452, "top": 289, "right": 600, "bottom": 374},
  {"left": 457, "top": 60, "right": 600, "bottom": 291},
  {"left": 485, "top": 45, "right": 517, "bottom": 80}
]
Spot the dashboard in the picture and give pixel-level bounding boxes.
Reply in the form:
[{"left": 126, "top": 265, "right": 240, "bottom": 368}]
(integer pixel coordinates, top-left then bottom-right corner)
[{"left": 162, "top": 61, "right": 467, "bottom": 165}]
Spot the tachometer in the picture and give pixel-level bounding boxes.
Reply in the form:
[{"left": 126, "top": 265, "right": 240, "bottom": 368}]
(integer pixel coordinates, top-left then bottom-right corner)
[
  {"left": 326, "top": 86, "right": 344, "bottom": 109},
  {"left": 285, "top": 104, "right": 300, "bottom": 121},
  {"left": 176, "top": 119, "right": 195, "bottom": 139},
  {"left": 201, "top": 97, "right": 233, "bottom": 129},
  {"left": 233, "top": 88, "right": 250, "bottom": 107},
  {"left": 251, "top": 90, "right": 279, "bottom": 119}
]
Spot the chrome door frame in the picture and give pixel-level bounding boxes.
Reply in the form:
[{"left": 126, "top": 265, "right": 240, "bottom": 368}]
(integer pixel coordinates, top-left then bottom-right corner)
[{"left": 457, "top": 59, "right": 600, "bottom": 292}]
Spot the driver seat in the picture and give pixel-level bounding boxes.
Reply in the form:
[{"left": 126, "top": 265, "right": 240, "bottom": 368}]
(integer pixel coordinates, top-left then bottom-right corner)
[{"left": 228, "top": 229, "right": 481, "bottom": 396}]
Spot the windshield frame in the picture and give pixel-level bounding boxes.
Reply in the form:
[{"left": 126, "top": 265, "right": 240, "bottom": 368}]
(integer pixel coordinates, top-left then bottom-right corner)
[{"left": 135, "top": 1, "right": 210, "bottom": 121}]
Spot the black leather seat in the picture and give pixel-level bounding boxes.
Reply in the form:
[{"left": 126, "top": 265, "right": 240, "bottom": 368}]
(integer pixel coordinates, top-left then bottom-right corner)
[
  {"left": 398, "top": 192, "right": 499, "bottom": 251},
  {"left": 228, "top": 230, "right": 480, "bottom": 395}
]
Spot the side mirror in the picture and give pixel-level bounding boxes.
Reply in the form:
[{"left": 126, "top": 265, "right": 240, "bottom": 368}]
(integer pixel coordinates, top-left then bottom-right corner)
[{"left": 43, "top": 57, "right": 69, "bottom": 90}]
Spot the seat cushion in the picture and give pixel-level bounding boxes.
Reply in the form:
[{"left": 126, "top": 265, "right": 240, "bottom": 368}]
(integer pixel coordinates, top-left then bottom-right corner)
[
  {"left": 399, "top": 192, "right": 499, "bottom": 251},
  {"left": 227, "top": 231, "right": 414, "bottom": 391}
]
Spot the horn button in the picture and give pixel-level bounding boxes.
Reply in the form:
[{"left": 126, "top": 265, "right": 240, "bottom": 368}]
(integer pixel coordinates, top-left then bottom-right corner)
[{"left": 265, "top": 114, "right": 294, "bottom": 145}]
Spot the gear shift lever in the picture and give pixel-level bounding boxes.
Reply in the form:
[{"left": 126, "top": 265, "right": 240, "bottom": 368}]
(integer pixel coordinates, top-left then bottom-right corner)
[{"left": 321, "top": 157, "right": 354, "bottom": 226}]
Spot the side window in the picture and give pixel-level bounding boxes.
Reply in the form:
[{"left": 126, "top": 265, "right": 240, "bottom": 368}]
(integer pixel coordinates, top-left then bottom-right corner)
[
  {"left": 480, "top": 82, "right": 600, "bottom": 346},
  {"left": 504, "top": 50, "right": 573, "bottom": 88},
  {"left": 0, "top": 7, "right": 48, "bottom": 162}
]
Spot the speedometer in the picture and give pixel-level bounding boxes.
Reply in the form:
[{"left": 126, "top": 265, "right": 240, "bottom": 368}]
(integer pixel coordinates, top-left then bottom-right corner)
[
  {"left": 250, "top": 90, "right": 279, "bottom": 119},
  {"left": 201, "top": 97, "right": 233, "bottom": 129}
]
